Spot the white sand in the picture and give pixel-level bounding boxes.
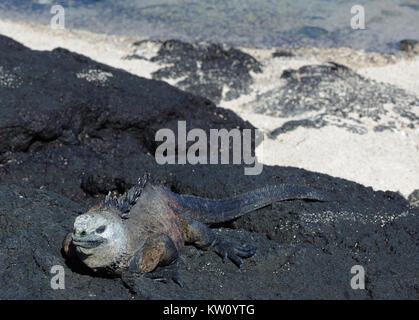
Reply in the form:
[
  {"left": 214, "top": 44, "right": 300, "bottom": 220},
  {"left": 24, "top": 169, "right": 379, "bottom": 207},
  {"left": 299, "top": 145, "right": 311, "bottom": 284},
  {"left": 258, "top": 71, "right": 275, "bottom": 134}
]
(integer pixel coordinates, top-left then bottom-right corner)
[
  {"left": 358, "top": 59, "right": 419, "bottom": 96},
  {"left": 255, "top": 122, "right": 418, "bottom": 197},
  {"left": 0, "top": 18, "right": 417, "bottom": 197}
]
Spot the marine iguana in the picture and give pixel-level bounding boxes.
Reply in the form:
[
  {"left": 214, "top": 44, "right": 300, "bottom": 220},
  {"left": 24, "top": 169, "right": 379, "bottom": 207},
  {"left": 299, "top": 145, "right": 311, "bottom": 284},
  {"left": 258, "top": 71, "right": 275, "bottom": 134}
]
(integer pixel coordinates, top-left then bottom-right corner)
[{"left": 63, "top": 173, "right": 329, "bottom": 285}]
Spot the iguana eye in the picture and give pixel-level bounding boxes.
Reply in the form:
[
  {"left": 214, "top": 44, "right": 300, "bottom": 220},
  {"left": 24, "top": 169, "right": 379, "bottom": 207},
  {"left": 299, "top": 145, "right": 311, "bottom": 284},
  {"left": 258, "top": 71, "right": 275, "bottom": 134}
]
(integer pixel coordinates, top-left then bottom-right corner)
[{"left": 96, "top": 225, "right": 106, "bottom": 234}]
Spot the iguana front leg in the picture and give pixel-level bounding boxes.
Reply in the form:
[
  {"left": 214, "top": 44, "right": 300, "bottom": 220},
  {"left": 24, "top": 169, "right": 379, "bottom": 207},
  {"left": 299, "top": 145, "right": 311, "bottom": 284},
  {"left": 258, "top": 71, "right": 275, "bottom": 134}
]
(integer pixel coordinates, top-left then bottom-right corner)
[
  {"left": 181, "top": 215, "right": 257, "bottom": 267},
  {"left": 127, "top": 233, "right": 182, "bottom": 285}
]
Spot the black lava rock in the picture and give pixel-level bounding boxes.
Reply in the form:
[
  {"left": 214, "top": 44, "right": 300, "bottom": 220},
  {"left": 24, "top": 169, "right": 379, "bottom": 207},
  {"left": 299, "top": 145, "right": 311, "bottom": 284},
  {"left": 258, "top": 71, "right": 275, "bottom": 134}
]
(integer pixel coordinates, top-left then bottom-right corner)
[
  {"left": 0, "top": 34, "right": 253, "bottom": 205},
  {"left": 245, "top": 62, "right": 419, "bottom": 137},
  {"left": 272, "top": 50, "right": 295, "bottom": 58},
  {"left": 127, "top": 39, "right": 262, "bottom": 104},
  {"left": 408, "top": 189, "right": 419, "bottom": 208},
  {"left": 400, "top": 39, "right": 419, "bottom": 54}
]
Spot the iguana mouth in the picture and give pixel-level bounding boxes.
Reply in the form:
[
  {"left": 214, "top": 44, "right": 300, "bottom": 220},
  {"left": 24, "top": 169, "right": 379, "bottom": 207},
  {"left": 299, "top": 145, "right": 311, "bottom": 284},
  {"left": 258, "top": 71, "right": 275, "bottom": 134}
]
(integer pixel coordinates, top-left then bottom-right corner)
[{"left": 72, "top": 235, "right": 105, "bottom": 249}]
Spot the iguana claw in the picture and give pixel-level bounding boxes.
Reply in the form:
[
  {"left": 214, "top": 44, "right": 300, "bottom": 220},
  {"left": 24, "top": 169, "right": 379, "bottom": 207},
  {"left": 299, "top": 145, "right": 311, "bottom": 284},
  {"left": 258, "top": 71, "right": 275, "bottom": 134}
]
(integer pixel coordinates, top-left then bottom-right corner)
[
  {"left": 212, "top": 238, "right": 257, "bottom": 268},
  {"left": 144, "top": 263, "right": 183, "bottom": 287}
]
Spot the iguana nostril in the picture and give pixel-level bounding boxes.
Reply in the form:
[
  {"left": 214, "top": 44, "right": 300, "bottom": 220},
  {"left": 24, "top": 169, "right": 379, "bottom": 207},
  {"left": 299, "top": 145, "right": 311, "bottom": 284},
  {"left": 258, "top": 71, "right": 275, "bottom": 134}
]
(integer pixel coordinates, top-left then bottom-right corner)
[{"left": 80, "top": 230, "right": 87, "bottom": 236}]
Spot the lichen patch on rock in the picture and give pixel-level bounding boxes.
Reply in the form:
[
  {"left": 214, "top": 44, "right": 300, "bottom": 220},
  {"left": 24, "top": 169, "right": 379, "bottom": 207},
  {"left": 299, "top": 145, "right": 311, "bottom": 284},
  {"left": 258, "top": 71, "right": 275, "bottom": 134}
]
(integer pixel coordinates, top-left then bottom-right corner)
[{"left": 76, "top": 69, "right": 113, "bottom": 86}]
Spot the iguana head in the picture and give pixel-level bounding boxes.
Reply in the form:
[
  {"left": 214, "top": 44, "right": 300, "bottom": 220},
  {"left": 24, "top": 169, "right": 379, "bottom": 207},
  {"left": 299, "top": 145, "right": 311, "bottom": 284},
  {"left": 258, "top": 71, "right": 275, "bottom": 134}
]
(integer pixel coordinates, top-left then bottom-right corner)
[
  {"left": 68, "top": 174, "right": 149, "bottom": 271},
  {"left": 71, "top": 208, "right": 129, "bottom": 270}
]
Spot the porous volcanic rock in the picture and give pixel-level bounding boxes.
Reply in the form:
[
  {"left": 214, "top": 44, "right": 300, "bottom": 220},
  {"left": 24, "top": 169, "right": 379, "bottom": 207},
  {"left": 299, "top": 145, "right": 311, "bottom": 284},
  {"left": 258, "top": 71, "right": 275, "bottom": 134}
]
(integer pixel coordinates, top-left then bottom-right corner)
[
  {"left": 0, "top": 34, "right": 253, "bottom": 205},
  {"left": 400, "top": 39, "right": 419, "bottom": 54},
  {"left": 408, "top": 189, "right": 419, "bottom": 208},
  {"left": 243, "top": 62, "right": 419, "bottom": 137},
  {"left": 126, "top": 39, "right": 262, "bottom": 104}
]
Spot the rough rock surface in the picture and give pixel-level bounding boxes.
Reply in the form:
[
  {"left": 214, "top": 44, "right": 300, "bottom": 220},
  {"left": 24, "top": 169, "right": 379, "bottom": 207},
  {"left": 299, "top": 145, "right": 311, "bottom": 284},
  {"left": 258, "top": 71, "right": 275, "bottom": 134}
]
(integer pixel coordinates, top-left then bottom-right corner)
[
  {"left": 125, "top": 39, "right": 262, "bottom": 104},
  {"left": 242, "top": 62, "right": 419, "bottom": 137},
  {"left": 0, "top": 35, "right": 418, "bottom": 299},
  {"left": 0, "top": 34, "right": 253, "bottom": 205},
  {"left": 1, "top": 166, "right": 418, "bottom": 299},
  {"left": 408, "top": 189, "right": 419, "bottom": 208},
  {"left": 400, "top": 39, "right": 419, "bottom": 55}
]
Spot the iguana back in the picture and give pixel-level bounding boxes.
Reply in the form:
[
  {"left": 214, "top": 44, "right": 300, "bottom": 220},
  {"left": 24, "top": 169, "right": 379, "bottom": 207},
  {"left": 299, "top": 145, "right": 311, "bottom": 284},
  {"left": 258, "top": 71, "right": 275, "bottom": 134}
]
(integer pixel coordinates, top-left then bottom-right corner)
[{"left": 164, "top": 184, "right": 329, "bottom": 224}]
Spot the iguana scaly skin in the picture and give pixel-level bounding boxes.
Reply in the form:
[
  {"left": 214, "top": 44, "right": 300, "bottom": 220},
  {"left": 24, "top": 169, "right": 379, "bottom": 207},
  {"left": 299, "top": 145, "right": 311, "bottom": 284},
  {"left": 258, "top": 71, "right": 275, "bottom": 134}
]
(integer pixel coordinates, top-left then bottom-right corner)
[{"left": 63, "top": 174, "right": 329, "bottom": 285}]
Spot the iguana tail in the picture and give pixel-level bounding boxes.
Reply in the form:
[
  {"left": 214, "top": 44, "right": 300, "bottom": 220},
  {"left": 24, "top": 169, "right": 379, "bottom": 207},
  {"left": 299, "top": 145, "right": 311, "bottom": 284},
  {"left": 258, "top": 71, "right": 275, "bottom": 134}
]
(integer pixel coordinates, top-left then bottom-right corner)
[{"left": 165, "top": 184, "right": 329, "bottom": 224}]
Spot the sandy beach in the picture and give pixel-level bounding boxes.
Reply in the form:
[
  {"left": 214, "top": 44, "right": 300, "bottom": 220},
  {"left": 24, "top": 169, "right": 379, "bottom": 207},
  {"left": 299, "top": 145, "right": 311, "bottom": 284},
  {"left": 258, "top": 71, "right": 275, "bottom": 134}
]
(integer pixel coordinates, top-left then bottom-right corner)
[{"left": 0, "top": 18, "right": 417, "bottom": 198}]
